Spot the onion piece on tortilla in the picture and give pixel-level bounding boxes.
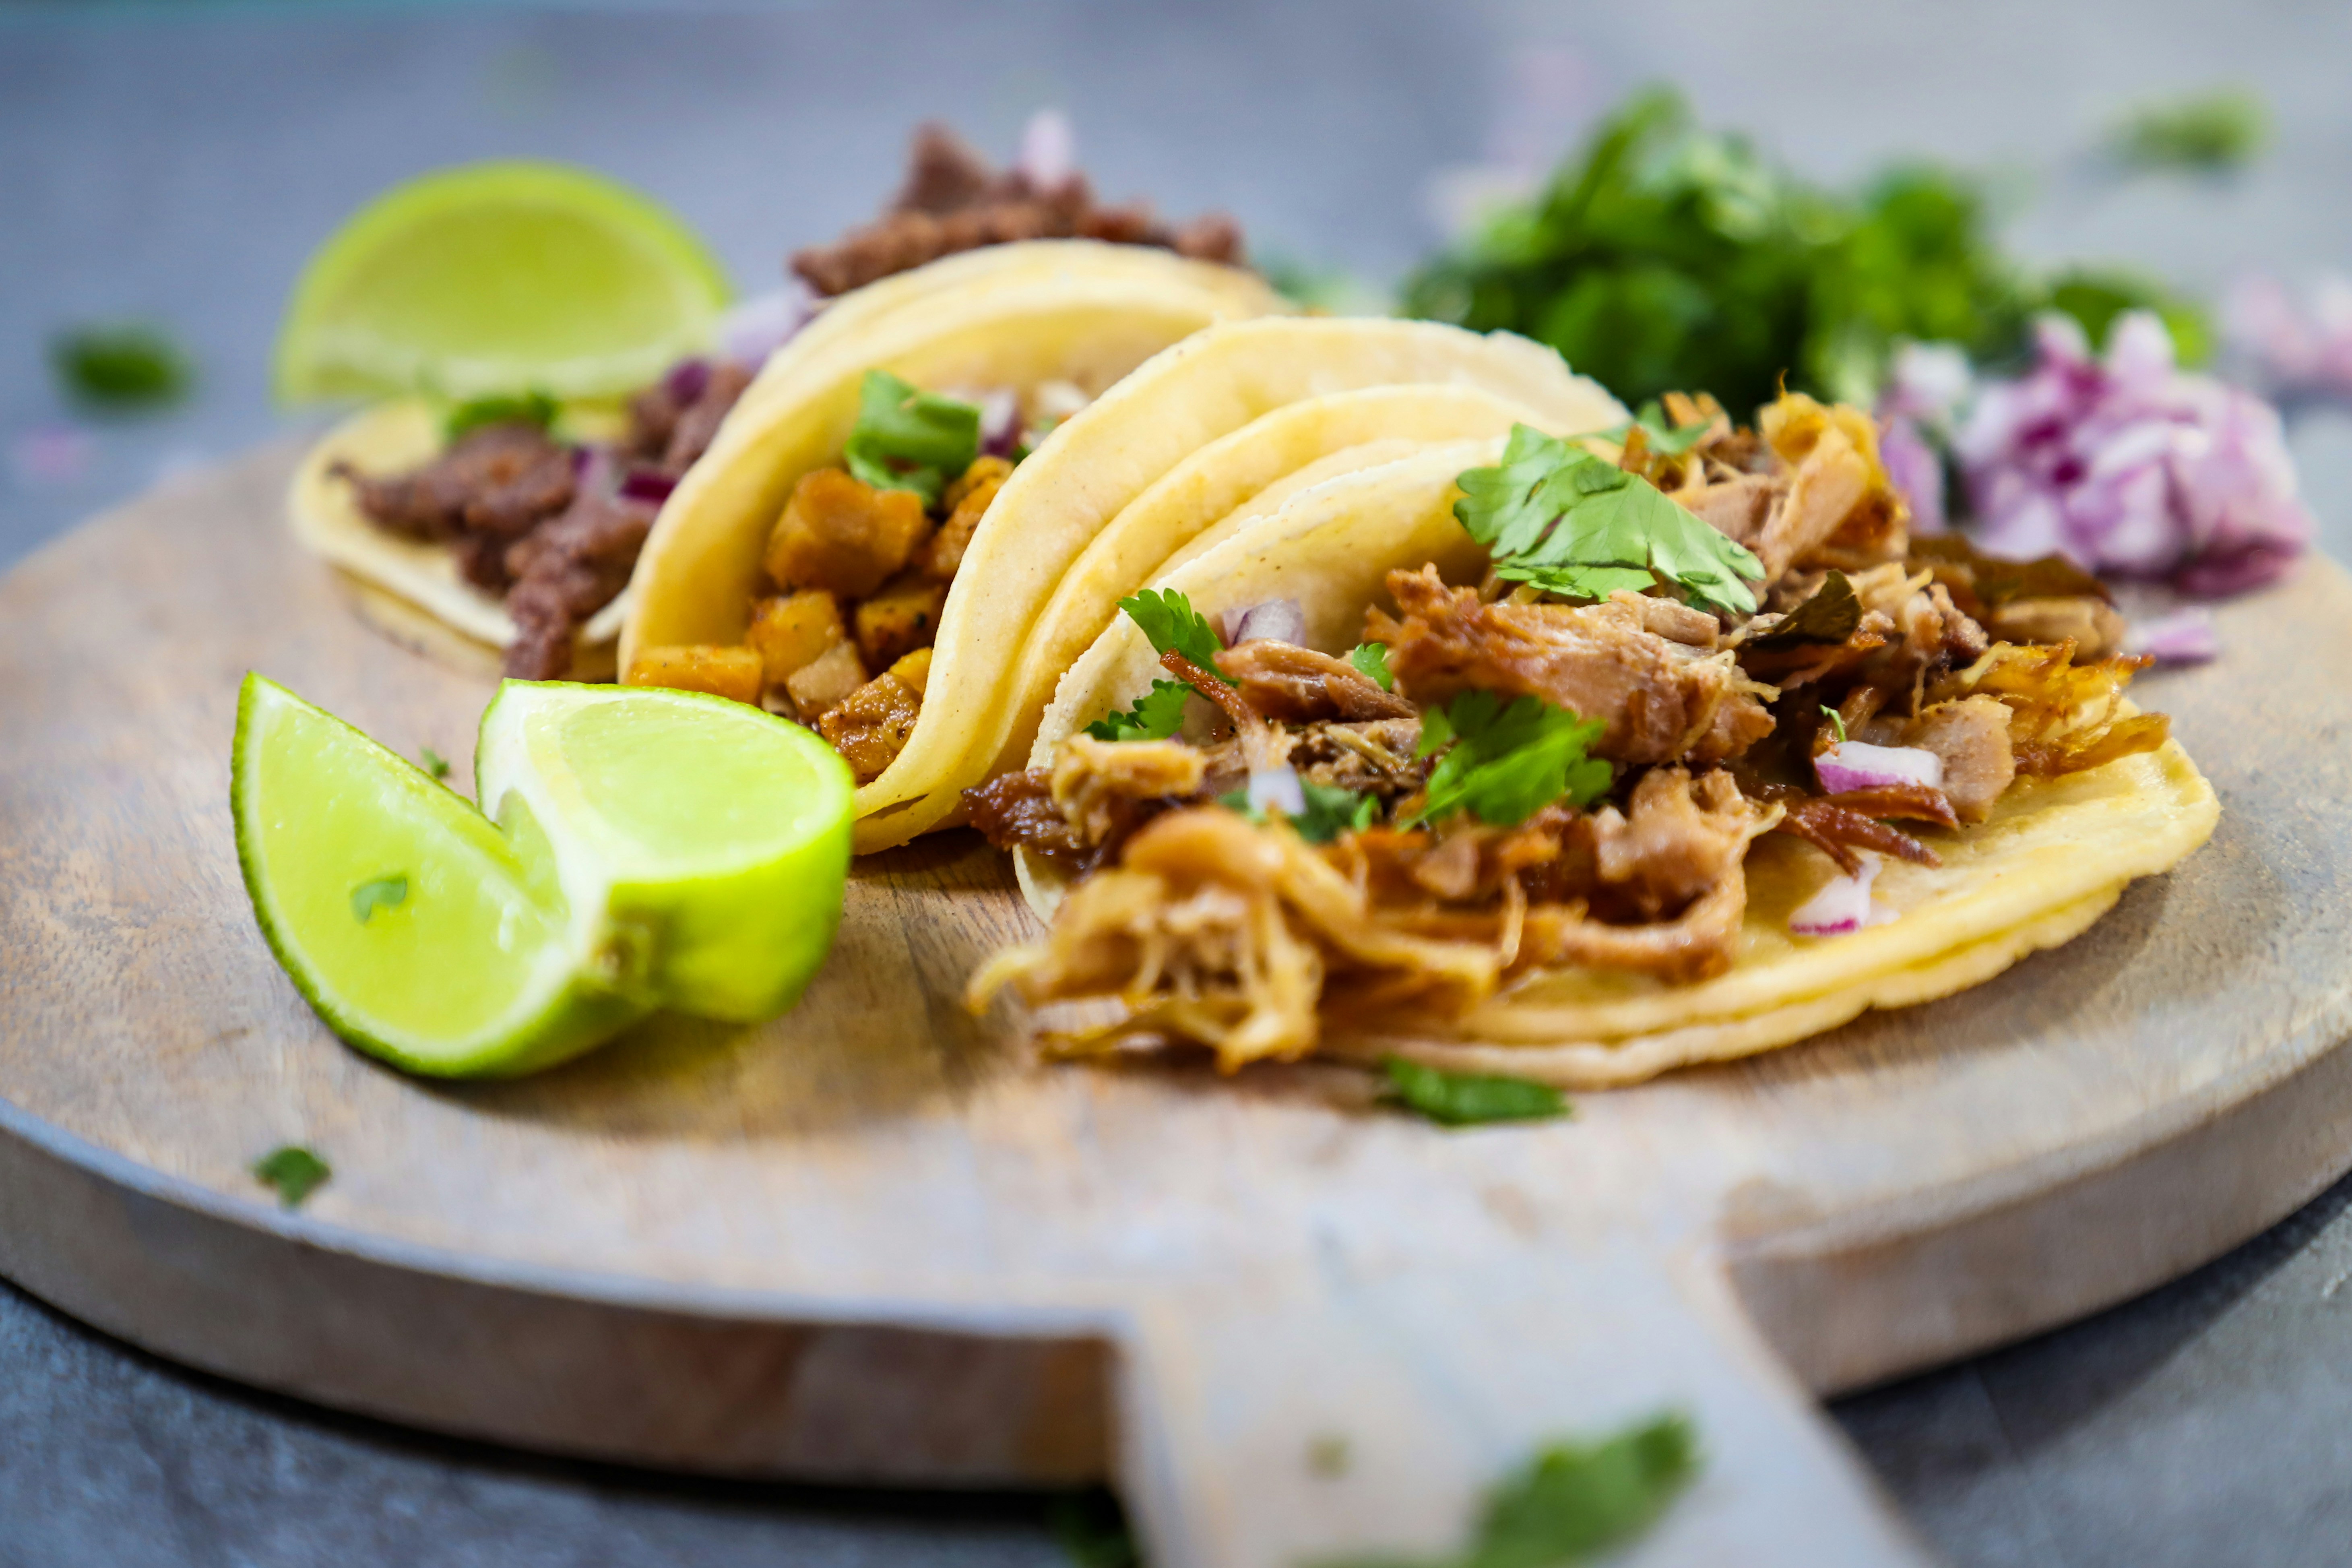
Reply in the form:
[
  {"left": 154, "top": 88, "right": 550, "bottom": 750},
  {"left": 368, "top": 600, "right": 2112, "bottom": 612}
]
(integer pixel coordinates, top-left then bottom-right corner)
[
  {"left": 1790, "top": 850, "right": 1898, "bottom": 937},
  {"left": 1816, "top": 741, "right": 1943, "bottom": 795},
  {"left": 1220, "top": 597, "right": 1306, "bottom": 648}
]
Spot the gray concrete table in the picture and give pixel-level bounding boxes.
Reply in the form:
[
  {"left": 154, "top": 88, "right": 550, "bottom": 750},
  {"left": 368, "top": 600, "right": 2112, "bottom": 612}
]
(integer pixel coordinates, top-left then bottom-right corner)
[{"left": 4, "top": 3, "right": 2349, "bottom": 1564}]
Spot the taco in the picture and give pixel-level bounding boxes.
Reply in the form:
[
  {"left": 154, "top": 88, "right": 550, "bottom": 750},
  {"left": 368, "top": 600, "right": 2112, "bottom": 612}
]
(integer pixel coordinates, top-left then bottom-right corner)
[
  {"left": 965, "top": 393, "right": 2218, "bottom": 1087},
  {"left": 288, "top": 120, "right": 1259, "bottom": 684}
]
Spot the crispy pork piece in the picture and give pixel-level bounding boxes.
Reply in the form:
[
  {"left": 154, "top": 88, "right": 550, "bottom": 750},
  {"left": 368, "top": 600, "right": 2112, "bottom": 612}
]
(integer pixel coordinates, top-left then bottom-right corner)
[
  {"left": 627, "top": 360, "right": 754, "bottom": 473},
  {"left": 624, "top": 645, "right": 764, "bottom": 706},
  {"left": 1932, "top": 642, "right": 2169, "bottom": 777},
  {"left": 764, "top": 469, "right": 931, "bottom": 599},
  {"left": 966, "top": 769, "right": 1090, "bottom": 863},
  {"left": 501, "top": 494, "right": 654, "bottom": 680},
  {"left": 1213, "top": 640, "right": 1415, "bottom": 723},
  {"left": 1903, "top": 696, "right": 2016, "bottom": 823},
  {"left": 1987, "top": 595, "right": 2127, "bottom": 659},
  {"left": 1587, "top": 768, "right": 1759, "bottom": 921},
  {"left": 333, "top": 422, "right": 576, "bottom": 550},
  {"left": 1371, "top": 567, "right": 1774, "bottom": 765}
]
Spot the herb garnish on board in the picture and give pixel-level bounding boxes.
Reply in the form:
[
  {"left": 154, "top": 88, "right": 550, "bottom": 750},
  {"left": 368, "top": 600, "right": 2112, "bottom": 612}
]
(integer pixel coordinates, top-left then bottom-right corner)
[{"left": 1455, "top": 425, "right": 1764, "bottom": 616}]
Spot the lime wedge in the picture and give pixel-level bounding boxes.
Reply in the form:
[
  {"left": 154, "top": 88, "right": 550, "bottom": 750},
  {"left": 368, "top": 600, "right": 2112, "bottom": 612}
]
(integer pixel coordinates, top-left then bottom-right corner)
[
  {"left": 474, "top": 682, "right": 854, "bottom": 1023},
  {"left": 232, "top": 673, "right": 648, "bottom": 1076},
  {"left": 275, "top": 161, "right": 730, "bottom": 405}
]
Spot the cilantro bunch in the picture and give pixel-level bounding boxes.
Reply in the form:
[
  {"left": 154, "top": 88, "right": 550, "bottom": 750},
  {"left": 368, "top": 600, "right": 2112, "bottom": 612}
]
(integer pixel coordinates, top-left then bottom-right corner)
[
  {"left": 1402, "top": 87, "right": 2207, "bottom": 412},
  {"left": 1084, "top": 588, "right": 1232, "bottom": 742},
  {"left": 1455, "top": 424, "right": 1763, "bottom": 616}
]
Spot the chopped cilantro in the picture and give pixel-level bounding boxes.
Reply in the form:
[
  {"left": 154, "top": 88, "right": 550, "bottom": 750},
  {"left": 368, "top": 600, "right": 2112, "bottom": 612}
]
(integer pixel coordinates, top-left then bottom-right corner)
[
  {"left": 1382, "top": 1056, "right": 1567, "bottom": 1127},
  {"left": 1047, "top": 1490, "right": 1137, "bottom": 1568},
  {"left": 1317, "top": 1411, "right": 1696, "bottom": 1568},
  {"left": 50, "top": 323, "right": 192, "bottom": 411},
  {"left": 1219, "top": 779, "right": 1379, "bottom": 844},
  {"left": 1455, "top": 425, "right": 1763, "bottom": 616},
  {"left": 252, "top": 1145, "right": 331, "bottom": 1209},
  {"left": 843, "top": 370, "right": 980, "bottom": 506},
  {"left": 1116, "top": 588, "right": 1233, "bottom": 684},
  {"left": 1405, "top": 690, "right": 1611, "bottom": 829},
  {"left": 419, "top": 746, "right": 451, "bottom": 781},
  {"left": 349, "top": 874, "right": 409, "bottom": 923},
  {"left": 1084, "top": 679, "right": 1194, "bottom": 742},
  {"left": 1347, "top": 640, "right": 1394, "bottom": 691},
  {"left": 1821, "top": 705, "right": 1848, "bottom": 745},
  {"left": 444, "top": 390, "right": 556, "bottom": 442},
  {"left": 2110, "top": 87, "right": 2267, "bottom": 174},
  {"left": 1600, "top": 399, "right": 1714, "bottom": 457},
  {"left": 1750, "top": 570, "right": 1859, "bottom": 648}
]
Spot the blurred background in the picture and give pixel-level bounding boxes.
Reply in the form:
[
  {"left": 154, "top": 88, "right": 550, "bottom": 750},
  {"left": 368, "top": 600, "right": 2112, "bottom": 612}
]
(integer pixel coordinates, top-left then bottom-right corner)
[{"left": 4, "top": 1, "right": 2350, "bottom": 1564}]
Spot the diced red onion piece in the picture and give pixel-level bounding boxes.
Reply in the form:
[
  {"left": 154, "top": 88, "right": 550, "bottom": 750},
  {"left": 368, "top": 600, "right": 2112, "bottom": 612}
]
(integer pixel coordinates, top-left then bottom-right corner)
[
  {"left": 618, "top": 467, "right": 677, "bottom": 506},
  {"left": 1016, "top": 108, "right": 1078, "bottom": 194},
  {"left": 572, "top": 444, "right": 618, "bottom": 498},
  {"left": 1221, "top": 598, "right": 1306, "bottom": 648},
  {"left": 977, "top": 388, "right": 1022, "bottom": 458},
  {"left": 2125, "top": 606, "right": 2220, "bottom": 665},
  {"left": 717, "top": 286, "right": 814, "bottom": 371},
  {"left": 1815, "top": 741, "right": 1944, "bottom": 795},
  {"left": 663, "top": 357, "right": 711, "bottom": 405},
  {"left": 1789, "top": 851, "right": 1899, "bottom": 938},
  {"left": 1247, "top": 764, "right": 1306, "bottom": 818}
]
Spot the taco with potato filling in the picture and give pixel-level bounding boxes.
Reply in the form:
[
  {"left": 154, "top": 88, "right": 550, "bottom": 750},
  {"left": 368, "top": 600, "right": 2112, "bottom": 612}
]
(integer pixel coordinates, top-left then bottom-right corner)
[
  {"left": 289, "top": 120, "right": 1259, "bottom": 684},
  {"left": 964, "top": 391, "right": 2218, "bottom": 1087}
]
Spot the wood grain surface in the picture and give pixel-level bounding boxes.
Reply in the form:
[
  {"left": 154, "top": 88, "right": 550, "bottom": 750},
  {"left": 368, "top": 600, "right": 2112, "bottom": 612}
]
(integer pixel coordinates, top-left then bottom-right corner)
[{"left": 4, "top": 445, "right": 2350, "bottom": 1568}]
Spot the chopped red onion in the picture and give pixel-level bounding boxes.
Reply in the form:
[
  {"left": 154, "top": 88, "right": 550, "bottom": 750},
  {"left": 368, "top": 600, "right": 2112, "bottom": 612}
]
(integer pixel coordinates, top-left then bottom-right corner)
[
  {"left": 977, "top": 388, "right": 1022, "bottom": 458},
  {"left": 2124, "top": 606, "right": 2220, "bottom": 665},
  {"left": 617, "top": 467, "right": 677, "bottom": 506},
  {"left": 1016, "top": 108, "right": 1078, "bottom": 195},
  {"left": 1789, "top": 851, "right": 1899, "bottom": 938},
  {"left": 571, "top": 444, "right": 618, "bottom": 498},
  {"left": 1220, "top": 598, "right": 1306, "bottom": 647},
  {"left": 1815, "top": 741, "right": 1944, "bottom": 795},
  {"left": 1246, "top": 764, "right": 1306, "bottom": 818},
  {"left": 2224, "top": 272, "right": 2352, "bottom": 402},
  {"left": 717, "top": 285, "right": 814, "bottom": 371},
  {"left": 663, "top": 357, "right": 711, "bottom": 405},
  {"left": 1957, "top": 312, "right": 2312, "bottom": 598}
]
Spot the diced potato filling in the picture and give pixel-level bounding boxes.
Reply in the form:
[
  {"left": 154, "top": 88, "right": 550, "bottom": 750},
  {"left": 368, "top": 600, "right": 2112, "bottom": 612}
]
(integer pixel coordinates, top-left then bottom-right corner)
[
  {"left": 625, "top": 645, "right": 764, "bottom": 706},
  {"left": 764, "top": 468, "right": 930, "bottom": 600},
  {"left": 919, "top": 455, "right": 1012, "bottom": 581},
  {"left": 818, "top": 667, "right": 924, "bottom": 783},
  {"left": 747, "top": 589, "right": 847, "bottom": 686},
  {"left": 855, "top": 572, "right": 950, "bottom": 668}
]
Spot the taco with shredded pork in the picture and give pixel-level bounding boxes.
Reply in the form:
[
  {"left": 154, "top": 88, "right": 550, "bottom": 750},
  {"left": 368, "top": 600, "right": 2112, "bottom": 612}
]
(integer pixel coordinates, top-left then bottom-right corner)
[
  {"left": 965, "top": 392, "right": 2218, "bottom": 1087},
  {"left": 289, "top": 121, "right": 1261, "bottom": 683}
]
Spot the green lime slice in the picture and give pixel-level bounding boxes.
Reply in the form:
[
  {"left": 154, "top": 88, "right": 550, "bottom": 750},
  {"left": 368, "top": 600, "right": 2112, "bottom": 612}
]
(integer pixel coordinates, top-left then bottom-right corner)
[
  {"left": 274, "top": 160, "right": 730, "bottom": 405},
  {"left": 232, "top": 673, "right": 649, "bottom": 1076},
  {"left": 474, "top": 681, "right": 854, "bottom": 1023}
]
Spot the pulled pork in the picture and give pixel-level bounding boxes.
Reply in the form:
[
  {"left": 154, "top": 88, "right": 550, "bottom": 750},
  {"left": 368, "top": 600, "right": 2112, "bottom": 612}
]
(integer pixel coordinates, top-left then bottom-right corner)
[{"left": 792, "top": 123, "right": 1245, "bottom": 298}]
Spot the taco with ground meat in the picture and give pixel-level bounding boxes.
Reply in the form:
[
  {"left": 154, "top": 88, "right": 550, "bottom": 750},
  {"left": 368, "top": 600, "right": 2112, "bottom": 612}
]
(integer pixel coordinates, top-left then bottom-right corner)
[
  {"left": 288, "top": 120, "right": 1261, "bottom": 683},
  {"left": 964, "top": 392, "right": 2218, "bottom": 1088},
  {"left": 624, "top": 314, "right": 1629, "bottom": 853}
]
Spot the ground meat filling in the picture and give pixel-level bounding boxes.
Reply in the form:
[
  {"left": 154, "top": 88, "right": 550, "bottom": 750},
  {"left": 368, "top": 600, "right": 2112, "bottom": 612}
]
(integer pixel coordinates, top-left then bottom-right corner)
[
  {"left": 791, "top": 122, "right": 1246, "bottom": 299},
  {"left": 337, "top": 358, "right": 753, "bottom": 678}
]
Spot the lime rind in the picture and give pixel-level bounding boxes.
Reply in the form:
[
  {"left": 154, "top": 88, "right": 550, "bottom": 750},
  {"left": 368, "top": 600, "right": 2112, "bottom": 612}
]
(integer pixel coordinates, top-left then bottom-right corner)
[
  {"left": 274, "top": 160, "right": 731, "bottom": 405},
  {"left": 474, "top": 681, "right": 855, "bottom": 1023},
  {"left": 232, "top": 674, "right": 650, "bottom": 1076}
]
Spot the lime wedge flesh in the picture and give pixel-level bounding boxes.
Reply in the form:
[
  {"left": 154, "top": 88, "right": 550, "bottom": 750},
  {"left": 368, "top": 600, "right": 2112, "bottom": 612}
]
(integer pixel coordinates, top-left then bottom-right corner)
[
  {"left": 475, "top": 682, "right": 855, "bottom": 1022},
  {"left": 275, "top": 160, "right": 730, "bottom": 404},
  {"left": 233, "top": 674, "right": 647, "bottom": 1076}
]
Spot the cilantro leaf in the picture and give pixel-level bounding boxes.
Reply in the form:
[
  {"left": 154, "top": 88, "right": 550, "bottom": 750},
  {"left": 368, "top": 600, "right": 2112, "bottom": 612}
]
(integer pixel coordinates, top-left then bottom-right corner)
[
  {"left": 50, "top": 322, "right": 192, "bottom": 411},
  {"left": 1315, "top": 1410, "right": 1695, "bottom": 1568},
  {"left": 419, "top": 746, "right": 451, "bottom": 781},
  {"left": 1084, "top": 679, "right": 1194, "bottom": 742},
  {"left": 1456, "top": 425, "right": 1763, "bottom": 616},
  {"left": 252, "top": 1145, "right": 331, "bottom": 1209},
  {"left": 1750, "top": 569, "right": 1859, "bottom": 648},
  {"left": 843, "top": 370, "right": 980, "bottom": 506},
  {"left": 1348, "top": 641, "right": 1394, "bottom": 691},
  {"left": 444, "top": 390, "right": 556, "bottom": 442},
  {"left": 1116, "top": 588, "right": 1234, "bottom": 686},
  {"left": 1594, "top": 399, "right": 1713, "bottom": 458},
  {"left": 1404, "top": 691, "right": 1611, "bottom": 828},
  {"left": 349, "top": 874, "right": 409, "bottom": 923},
  {"left": 1219, "top": 779, "right": 1379, "bottom": 844},
  {"left": 2110, "top": 87, "right": 2267, "bottom": 174},
  {"left": 1382, "top": 1056, "right": 1567, "bottom": 1127}
]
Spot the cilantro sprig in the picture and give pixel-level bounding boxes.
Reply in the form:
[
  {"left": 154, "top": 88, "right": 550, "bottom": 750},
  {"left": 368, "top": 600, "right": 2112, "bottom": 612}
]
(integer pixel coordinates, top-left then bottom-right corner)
[
  {"left": 1382, "top": 1056, "right": 1567, "bottom": 1126},
  {"left": 1220, "top": 780, "right": 1379, "bottom": 844},
  {"left": 1455, "top": 425, "right": 1763, "bottom": 617},
  {"left": 252, "top": 1145, "right": 331, "bottom": 1209},
  {"left": 1347, "top": 640, "right": 1394, "bottom": 691},
  {"left": 50, "top": 322, "right": 192, "bottom": 412},
  {"left": 843, "top": 370, "right": 980, "bottom": 506},
  {"left": 1404, "top": 690, "right": 1611, "bottom": 829},
  {"left": 1083, "top": 589, "right": 1237, "bottom": 741}
]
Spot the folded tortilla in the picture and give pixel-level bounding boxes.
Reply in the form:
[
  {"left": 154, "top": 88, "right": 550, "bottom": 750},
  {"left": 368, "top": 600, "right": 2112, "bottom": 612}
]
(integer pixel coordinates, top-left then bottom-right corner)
[{"left": 1021, "top": 444, "right": 2220, "bottom": 1087}]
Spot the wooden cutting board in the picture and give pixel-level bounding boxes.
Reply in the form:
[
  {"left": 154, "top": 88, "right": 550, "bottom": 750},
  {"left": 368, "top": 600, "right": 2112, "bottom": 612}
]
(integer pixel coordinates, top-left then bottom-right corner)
[{"left": 5, "top": 445, "right": 2351, "bottom": 1568}]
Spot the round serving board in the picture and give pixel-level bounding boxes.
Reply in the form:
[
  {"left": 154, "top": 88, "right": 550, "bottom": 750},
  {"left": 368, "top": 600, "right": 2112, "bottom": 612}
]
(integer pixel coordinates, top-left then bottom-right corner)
[{"left": 5, "top": 446, "right": 2350, "bottom": 1568}]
